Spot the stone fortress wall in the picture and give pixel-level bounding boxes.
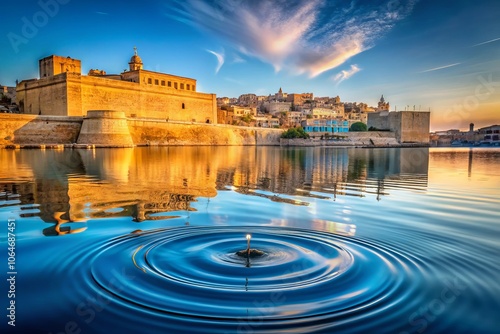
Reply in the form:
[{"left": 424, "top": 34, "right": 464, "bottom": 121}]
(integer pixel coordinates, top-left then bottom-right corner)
[
  {"left": 368, "top": 111, "right": 430, "bottom": 143},
  {"left": 16, "top": 50, "right": 217, "bottom": 123},
  {"left": 0, "top": 113, "right": 283, "bottom": 147},
  {"left": 1, "top": 112, "right": 418, "bottom": 148}
]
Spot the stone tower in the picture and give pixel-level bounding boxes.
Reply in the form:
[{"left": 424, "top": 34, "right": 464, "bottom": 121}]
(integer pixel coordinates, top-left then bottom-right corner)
[
  {"left": 377, "top": 95, "right": 390, "bottom": 111},
  {"left": 128, "top": 47, "right": 143, "bottom": 71},
  {"left": 39, "top": 55, "right": 81, "bottom": 78}
]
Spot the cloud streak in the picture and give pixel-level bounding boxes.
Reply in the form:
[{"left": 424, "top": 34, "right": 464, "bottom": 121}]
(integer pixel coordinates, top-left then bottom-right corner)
[
  {"left": 333, "top": 64, "right": 361, "bottom": 84},
  {"left": 168, "top": 0, "right": 418, "bottom": 77},
  {"left": 420, "top": 63, "right": 461, "bottom": 73},
  {"left": 472, "top": 37, "right": 500, "bottom": 47},
  {"left": 206, "top": 49, "right": 225, "bottom": 74}
]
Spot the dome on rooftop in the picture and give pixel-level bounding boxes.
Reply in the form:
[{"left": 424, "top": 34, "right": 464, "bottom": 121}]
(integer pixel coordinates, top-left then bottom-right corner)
[{"left": 130, "top": 54, "right": 142, "bottom": 64}]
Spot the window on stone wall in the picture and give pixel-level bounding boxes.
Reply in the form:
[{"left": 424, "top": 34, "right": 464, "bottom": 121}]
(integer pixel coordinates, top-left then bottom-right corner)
[
  {"left": 192, "top": 85, "right": 195, "bottom": 91},
  {"left": 187, "top": 84, "right": 190, "bottom": 90},
  {"left": 174, "top": 82, "right": 178, "bottom": 89},
  {"left": 168, "top": 81, "right": 171, "bottom": 87},
  {"left": 148, "top": 78, "right": 152, "bottom": 84},
  {"left": 182, "top": 103, "right": 185, "bottom": 109},
  {"left": 180, "top": 83, "right": 185, "bottom": 89},
  {"left": 161, "top": 80, "right": 165, "bottom": 86},
  {"left": 155, "top": 79, "right": 159, "bottom": 85}
]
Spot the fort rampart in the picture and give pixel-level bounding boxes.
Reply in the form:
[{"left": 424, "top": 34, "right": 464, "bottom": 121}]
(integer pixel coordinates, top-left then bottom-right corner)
[
  {"left": 1, "top": 113, "right": 424, "bottom": 148},
  {"left": 0, "top": 113, "right": 282, "bottom": 148}
]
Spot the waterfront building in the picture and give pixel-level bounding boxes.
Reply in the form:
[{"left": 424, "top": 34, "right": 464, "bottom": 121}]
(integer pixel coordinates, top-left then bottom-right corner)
[
  {"left": 368, "top": 110, "right": 430, "bottom": 143},
  {"left": 478, "top": 124, "right": 500, "bottom": 144},
  {"left": 16, "top": 48, "right": 217, "bottom": 123},
  {"left": 429, "top": 123, "right": 483, "bottom": 146},
  {"left": 301, "top": 119, "right": 350, "bottom": 134}
]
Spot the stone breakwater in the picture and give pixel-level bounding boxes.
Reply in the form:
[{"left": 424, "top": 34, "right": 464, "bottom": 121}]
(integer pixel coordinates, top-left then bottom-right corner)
[{"left": 0, "top": 112, "right": 426, "bottom": 149}]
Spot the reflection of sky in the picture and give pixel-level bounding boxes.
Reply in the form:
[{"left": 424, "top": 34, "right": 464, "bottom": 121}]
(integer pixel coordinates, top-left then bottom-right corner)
[
  {"left": 1, "top": 0, "right": 499, "bottom": 130},
  {"left": 428, "top": 148, "right": 500, "bottom": 195}
]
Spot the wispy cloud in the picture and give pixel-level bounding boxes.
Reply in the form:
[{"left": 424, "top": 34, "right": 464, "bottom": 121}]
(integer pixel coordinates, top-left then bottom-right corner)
[
  {"left": 471, "top": 37, "right": 500, "bottom": 47},
  {"left": 232, "top": 54, "right": 246, "bottom": 64},
  {"left": 420, "top": 62, "right": 461, "bottom": 73},
  {"left": 168, "top": 0, "right": 418, "bottom": 77},
  {"left": 96, "top": 11, "right": 109, "bottom": 15},
  {"left": 333, "top": 64, "right": 361, "bottom": 84},
  {"left": 206, "top": 49, "right": 225, "bottom": 74}
]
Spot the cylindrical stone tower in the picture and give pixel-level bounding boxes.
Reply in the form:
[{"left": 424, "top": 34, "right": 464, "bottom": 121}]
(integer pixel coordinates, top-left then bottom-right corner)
[{"left": 77, "top": 110, "right": 134, "bottom": 147}]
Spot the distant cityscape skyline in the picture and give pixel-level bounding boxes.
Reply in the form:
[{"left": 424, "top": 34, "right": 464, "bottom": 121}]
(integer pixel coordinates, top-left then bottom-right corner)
[{"left": 1, "top": 0, "right": 499, "bottom": 131}]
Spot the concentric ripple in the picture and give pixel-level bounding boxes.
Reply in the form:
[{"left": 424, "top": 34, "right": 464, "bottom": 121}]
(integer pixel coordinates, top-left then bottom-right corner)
[{"left": 90, "top": 226, "right": 423, "bottom": 326}]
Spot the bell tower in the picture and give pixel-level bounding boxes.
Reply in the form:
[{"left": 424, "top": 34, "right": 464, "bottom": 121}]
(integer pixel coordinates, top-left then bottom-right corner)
[{"left": 128, "top": 46, "right": 143, "bottom": 71}]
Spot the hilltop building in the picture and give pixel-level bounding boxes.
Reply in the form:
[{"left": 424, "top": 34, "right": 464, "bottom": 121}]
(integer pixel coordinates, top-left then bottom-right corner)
[
  {"left": 16, "top": 48, "right": 217, "bottom": 123},
  {"left": 286, "top": 92, "right": 313, "bottom": 106},
  {"left": 377, "top": 95, "right": 390, "bottom": 111}
]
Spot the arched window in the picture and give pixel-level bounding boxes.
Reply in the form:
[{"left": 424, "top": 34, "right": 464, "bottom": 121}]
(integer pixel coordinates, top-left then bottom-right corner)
[{"left": 182, "top": 103, "right": 185, "bottom": 109}]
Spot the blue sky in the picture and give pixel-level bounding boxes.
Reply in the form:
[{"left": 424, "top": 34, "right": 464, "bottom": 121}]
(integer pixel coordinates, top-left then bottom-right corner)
[{"left": 1, "top": 0, "right": 499, "bottom": 130}]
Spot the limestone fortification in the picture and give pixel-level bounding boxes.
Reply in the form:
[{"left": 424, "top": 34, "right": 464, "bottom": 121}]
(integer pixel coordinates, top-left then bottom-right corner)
[
  {"left": 0, "top": 112, "right": 420, "bottom": 148},
  {"left": 0, "top": 113, "right": 283, "bottom": 147},
  {"left": 368, "top": 111, "right": 430, "bottom": 143},
  {"left": 16, "top": 49, "right": 217, "bottom": 123},
  {"left": 77, "top": 110, "right": 134, "bottom": 147}
]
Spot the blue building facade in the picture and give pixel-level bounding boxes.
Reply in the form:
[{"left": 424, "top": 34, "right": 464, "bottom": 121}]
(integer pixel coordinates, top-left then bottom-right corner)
[{"left": 301, "top": 119, "right": 350, "bottom": 133}]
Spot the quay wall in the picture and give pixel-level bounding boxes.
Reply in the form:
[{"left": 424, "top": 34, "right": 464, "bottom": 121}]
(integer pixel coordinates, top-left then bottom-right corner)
[
  {"left": 128, "top": 119, "right": 282, "bottom": 146},
  {"left": 0, "top": 114, "right": 282, "bottom": 147},
  {"left": 1, "top": 114, "right": 426, "bottom": 148},
  {"left": 281, "top": 131, "right": 403, "bottom": 147},
  {"left": 0, "top": 114, "right": 82, "bottom": 146}
]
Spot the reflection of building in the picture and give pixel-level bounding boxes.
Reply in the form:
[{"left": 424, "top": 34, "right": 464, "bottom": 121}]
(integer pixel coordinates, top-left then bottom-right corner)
[
  {"left": 1, "top": 146, "right": 431, "bottom": 237},
  {"left": 16, "top": 49, "right": 217, "bottom": 123},
  {"left": 0, "top": 148, "right": 219, "bottom": 228}
]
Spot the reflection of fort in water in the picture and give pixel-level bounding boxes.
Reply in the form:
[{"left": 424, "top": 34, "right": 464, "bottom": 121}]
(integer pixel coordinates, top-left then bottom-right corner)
[{"left": 0, "top": 147, "right": 429, "bottom": 235}]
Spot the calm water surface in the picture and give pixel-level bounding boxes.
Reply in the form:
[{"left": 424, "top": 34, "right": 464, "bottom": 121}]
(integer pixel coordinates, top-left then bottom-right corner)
[{"left": 0, "top": 147, "right": 499, "bottom": 334}]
